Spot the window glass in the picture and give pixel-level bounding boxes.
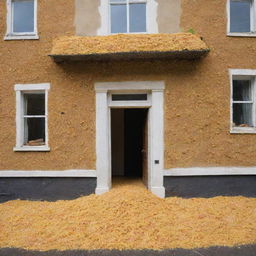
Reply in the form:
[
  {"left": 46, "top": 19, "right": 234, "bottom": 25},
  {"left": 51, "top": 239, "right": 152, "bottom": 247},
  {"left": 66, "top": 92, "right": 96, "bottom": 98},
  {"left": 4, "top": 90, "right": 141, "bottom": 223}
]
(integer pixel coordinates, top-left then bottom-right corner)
[
  {"left": 129, "top": 3, "right": 146, "bottom": 32},
  {"left": 233, "top": 103, "right": 253, "bottom": 127},
  {"left": 23, "top": 92, "right": 45, "bottom": 146},
  {"left": 232, "top": 78, "right": 254, "bottom": 127},
  {"left": 24, "top": 118, "right": 45, "bottom": 145},
  {"left": 13, "top": 0, "right": 34, "bottom": 33},
  {"left": 112, "top": 94, "right": 147, "bottom": 101},
  {"left": 111, "top": 4, "right": 127, "bottom": 33},
  {"left": 233, "top": 80, "right": 252, "bottom": 101},
  {"left": 24, "top": 94, "right": 45, "bottom": 115},
  {"left": 230, "top": 0, "right": 251, "bottom": 33}
]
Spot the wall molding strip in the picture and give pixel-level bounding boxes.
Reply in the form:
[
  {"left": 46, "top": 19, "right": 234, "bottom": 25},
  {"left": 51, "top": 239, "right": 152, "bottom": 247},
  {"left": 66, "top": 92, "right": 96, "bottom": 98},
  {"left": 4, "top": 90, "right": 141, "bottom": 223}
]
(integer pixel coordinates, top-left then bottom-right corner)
[
  {"left": 0, "top": 170, "right": 96, "bottom": 177},
  {"left": 1, "top": 167, "right": 255, "bottom": 178},
  {"left": 164, "top": 167, "right": 256, "bottom": 176}
]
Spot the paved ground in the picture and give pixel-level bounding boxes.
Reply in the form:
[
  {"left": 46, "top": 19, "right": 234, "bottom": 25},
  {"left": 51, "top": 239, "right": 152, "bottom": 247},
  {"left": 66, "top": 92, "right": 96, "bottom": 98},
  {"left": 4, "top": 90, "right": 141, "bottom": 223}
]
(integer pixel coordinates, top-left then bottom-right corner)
[{"left": 0, "top": 245, "right": 255, "bottom": 256}]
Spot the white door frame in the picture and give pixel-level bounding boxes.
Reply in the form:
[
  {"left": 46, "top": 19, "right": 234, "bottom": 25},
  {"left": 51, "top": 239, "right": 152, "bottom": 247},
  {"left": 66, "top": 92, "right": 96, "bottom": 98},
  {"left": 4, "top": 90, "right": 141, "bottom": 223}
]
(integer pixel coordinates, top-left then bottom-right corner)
[{"left": 94, "top": 81, "right": 165, "bottom": 198}]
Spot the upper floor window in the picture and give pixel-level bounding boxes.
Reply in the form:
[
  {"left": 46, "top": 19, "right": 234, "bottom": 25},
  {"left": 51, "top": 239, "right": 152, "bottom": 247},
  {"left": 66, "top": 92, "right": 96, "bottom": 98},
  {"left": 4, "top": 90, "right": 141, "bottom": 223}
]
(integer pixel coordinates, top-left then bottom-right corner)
[
  {"left": 110, "top": 0, "right": 147, "bottom": 33},
  {"left": 228, "top": 0, "right": 256, "bottom": 36},
  {"left": 5, "top": 0, "right": 38, "bottom": 40}
]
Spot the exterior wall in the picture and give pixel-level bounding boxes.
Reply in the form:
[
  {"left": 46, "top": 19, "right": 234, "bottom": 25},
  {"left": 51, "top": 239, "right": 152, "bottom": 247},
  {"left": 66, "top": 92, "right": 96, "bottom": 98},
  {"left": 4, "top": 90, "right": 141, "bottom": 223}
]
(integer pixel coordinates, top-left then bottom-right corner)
[
  {"left": 0, "top": 0, "right": 96, "bottom": 170},
  {"left": 0, "top": 177, "right": 96, "bottom": 202},
  {"left": 0, "top": 0, "right": 256, "bottom": 172},
  {"left": 157, "top": 0, "right": 181, "bottom": 33},
  {"left": 164, "top": 0, "right": 256, "bottom": 169},
  {"left": 164, "top": 176, "right": 256, "bottom": 198},
  {"left": 75, "top": 0, "right": 101, "bottom": 36}
]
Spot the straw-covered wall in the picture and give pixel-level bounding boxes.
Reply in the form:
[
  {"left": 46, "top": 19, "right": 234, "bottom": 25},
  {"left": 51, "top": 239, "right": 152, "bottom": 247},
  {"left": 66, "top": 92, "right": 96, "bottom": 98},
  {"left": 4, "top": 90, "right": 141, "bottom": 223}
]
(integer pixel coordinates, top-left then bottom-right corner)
[{"left": 0, "top": 0, "right": 256, "bottom": 171}]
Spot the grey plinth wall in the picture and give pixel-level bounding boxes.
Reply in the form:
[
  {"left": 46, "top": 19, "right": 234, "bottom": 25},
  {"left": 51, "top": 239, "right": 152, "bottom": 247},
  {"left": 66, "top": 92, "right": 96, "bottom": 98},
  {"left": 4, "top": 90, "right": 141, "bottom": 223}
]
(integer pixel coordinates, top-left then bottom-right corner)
[
  {"left": 164, "top": 176, "right": 256, "bottom": 198},
  {"left": 0, "top": 178, "right": 96, "bottom": 203}
]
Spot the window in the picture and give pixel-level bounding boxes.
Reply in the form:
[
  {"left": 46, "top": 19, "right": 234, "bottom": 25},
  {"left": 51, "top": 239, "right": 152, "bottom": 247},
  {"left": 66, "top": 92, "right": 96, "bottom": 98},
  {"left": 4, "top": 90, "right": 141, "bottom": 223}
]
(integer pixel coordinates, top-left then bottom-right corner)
[
  {"left": 228, "top": 0, "right": 256, "bottom": 35},
  {"left": 109, "top": 91, "right": 151, "bottom": 107},
  {"left": 230, "top": 69, "right": 256, "bottom": 133},
  {"left": 112, "top": 94, "right": 148, "bottom": 101},
  {"left": 98, "top": 0, "right": 157, "bottom": 35},
  {"left": 110, "top": 0, "right": 147, "bottom": 33},
  {"left": 5, "top": 0, "right": 38, "bottom": 40},
  {"left": 14, "top": 84, "right": 50, "bottom": 151}
]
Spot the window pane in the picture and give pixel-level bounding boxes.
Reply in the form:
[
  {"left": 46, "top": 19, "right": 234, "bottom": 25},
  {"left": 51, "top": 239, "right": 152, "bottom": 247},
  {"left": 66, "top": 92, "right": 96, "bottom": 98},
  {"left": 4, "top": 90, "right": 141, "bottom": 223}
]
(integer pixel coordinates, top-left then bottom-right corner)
[
  {"left": 13, "top": 0, "right": 34, "bottom": 33},
  {"left": 129, "top": 3, "right": 146, "bottom": 32},
  {"left": 24, "top": 94, "right": 45, "bottom": 115},
  {"left": 24, "top": 118, "right": 45, "bottom": 145},
  {"left": 111, "top": 4, "right": 127, "bottom": 33},
  {"left": 233, "top": 103, "right": 253, "bottom": 127},
  {"left": 233, "top": 80, "right": 252, "bottom": 101},
  {"left": 112, "top": 94, "right": 147, "bottom": 101},
  {"left": 230, "top": 0, "right": 251, "bottom": 33}
]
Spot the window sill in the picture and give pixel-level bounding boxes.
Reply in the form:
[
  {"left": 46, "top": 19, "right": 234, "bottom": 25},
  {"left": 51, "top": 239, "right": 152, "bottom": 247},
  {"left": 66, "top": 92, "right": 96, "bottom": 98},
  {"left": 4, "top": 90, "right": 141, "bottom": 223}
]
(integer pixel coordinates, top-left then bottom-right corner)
[
  {"left": 13, "top": 146, "right": 50, "bottom": 152},
  {"left": 4, "top": 34, "right": 39, "bottom": 40},
  {"left": 110, "top": 32, "right": 148, "bottom": 35},
  {"left": 227, "top": 32, "right": 256, "bottom": 37},
  {"left": 230, "top": 128, "right": 256, "bottom": 134}
]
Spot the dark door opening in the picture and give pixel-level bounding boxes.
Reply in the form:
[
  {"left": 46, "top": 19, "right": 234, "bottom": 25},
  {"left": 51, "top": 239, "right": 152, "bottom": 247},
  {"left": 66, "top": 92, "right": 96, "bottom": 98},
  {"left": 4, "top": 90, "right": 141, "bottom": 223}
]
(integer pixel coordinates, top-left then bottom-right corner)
[{"left": 111, "top": 108, "right": 148, "bottom": 179}]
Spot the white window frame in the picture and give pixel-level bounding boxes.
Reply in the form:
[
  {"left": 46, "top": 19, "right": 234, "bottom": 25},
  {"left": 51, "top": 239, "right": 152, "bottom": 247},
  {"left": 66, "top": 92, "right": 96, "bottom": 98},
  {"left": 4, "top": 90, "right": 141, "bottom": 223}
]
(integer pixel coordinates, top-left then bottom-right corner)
[
  {"left": 97, "top": 0, "right": 158, "bottom": 35},
  {"left": 230, "top": 69, "right": 256, "bottom": 133},
  {"left": 109, "top": 90, "right": 151, "bottom": 107},
  {"left": 109, "top": 0, "right": 147, "bottom": 34},
  {"left": 227, "top": 0, "right": 256, "bottom": 37},
  {"left": 5, "top": 0, "right": 39, "bottom": 40},
  {"left": 14, "top": 83, "right": 50, "bottom": 151}
]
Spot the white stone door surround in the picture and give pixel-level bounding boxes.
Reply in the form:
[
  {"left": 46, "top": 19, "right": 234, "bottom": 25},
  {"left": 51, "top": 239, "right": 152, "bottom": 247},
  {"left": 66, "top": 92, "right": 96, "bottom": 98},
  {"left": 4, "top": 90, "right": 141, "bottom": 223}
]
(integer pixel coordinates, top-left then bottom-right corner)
[{"left": 95, "top": 81, "right": 165, "bottom": 198}]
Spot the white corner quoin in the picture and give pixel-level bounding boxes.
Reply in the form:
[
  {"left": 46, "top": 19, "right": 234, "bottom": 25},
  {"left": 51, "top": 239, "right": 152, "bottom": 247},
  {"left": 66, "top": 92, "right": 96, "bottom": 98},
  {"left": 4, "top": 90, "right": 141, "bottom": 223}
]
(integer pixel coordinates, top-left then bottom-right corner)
[{"left": 95, "top": 81, "right": 165, "bottom": 198}]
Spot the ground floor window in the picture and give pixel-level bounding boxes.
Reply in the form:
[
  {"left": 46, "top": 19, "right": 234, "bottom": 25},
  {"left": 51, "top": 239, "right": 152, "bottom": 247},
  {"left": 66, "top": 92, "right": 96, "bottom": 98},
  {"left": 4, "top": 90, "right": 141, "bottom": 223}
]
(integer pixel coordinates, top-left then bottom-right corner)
[
  {"left": 14, "top": 83, "right": 50, "bottom": 151},
  {"left": 230, "top": 69, "right": 256, "bottom": 133}
]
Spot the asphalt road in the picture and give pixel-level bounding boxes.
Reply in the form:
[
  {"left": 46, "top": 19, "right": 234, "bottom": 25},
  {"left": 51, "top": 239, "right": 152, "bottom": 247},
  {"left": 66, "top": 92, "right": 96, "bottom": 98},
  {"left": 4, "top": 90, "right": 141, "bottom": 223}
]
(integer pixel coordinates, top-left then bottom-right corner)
[{"left": 0, "top": 245, "right": 255, "bottom": 256}]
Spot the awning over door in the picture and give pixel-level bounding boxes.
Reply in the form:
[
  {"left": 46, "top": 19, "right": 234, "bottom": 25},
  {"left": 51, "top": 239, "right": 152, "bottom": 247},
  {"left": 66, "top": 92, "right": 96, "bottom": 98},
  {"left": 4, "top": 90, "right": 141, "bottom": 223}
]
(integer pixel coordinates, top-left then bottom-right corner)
[{"left": 49, "top": 33, "right": 210, "bottom": 63}]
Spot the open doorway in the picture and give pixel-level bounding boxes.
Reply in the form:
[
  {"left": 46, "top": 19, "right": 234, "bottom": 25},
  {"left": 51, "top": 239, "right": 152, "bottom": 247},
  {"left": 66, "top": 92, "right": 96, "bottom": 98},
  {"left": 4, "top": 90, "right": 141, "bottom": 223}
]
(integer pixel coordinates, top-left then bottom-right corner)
[
  {"left": 111, "top": 108, "right": 149, "bottom": 184},
  {"left": 95, "top": 81, "right": 165, "bottom": 197}
]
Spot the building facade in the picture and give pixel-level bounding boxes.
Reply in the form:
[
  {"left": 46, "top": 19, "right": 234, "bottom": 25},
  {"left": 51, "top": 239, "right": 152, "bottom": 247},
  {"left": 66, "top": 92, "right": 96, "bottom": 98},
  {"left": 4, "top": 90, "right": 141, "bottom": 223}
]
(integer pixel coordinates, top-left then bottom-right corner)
[{"left": 0, "top": 0, "right": 256, "bottom": 201}]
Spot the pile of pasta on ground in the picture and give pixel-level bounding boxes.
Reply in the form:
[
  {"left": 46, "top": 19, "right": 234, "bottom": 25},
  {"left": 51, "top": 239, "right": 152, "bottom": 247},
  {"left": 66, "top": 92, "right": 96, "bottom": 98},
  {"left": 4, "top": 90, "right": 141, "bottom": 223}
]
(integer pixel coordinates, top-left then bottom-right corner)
[{"left": 0, "top": 179, "right": 255, "bottom": 251}]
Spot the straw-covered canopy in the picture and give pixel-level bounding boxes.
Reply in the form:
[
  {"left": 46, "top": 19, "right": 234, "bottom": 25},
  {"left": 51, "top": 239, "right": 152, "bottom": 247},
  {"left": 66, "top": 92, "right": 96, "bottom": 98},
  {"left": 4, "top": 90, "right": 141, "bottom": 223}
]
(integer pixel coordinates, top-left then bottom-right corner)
[{"left": 50, "top": 33, "right": 210, "bottom": 62}]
